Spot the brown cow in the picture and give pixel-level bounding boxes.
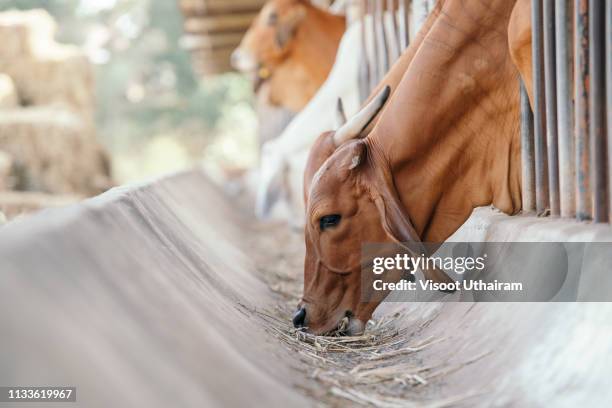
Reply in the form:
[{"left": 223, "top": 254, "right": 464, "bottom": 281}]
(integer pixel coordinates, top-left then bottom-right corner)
[
  {"left": 231, "top": 0, "right": 345, "bottom": 112},
  {"left": 293, "top": 0, "right": 533, "bottom": 335}
]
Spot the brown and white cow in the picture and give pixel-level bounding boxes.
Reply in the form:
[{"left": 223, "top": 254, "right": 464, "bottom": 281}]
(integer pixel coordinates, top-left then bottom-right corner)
[
  {"left": 293, "top": 0, "right": 533, "bottom": 335},
  {"left": 231, "top": 0, "right": 346, "bottom": 112}
]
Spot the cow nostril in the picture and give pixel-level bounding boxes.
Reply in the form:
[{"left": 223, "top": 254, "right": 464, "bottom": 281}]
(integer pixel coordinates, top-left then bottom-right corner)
[{"left": 292, "top": 307, "right": 306, "bottom": 328}]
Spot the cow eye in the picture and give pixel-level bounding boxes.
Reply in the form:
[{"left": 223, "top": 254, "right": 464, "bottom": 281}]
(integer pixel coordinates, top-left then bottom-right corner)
[
  {"left": 267, "top": 11, "right": 278, "bottom": 25},
  {"left": 320, "top": 214, "right": 341, "bottom": 231}
]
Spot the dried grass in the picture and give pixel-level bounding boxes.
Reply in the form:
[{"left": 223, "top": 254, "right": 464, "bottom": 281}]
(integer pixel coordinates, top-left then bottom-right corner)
[
  {"left": 0, "top": 73, "right": 18, "bottom": 109},
  {"left": 0, "top": 107, "right": 112, "bottom": 195},
  {"left": 0, "top": 10, "right": 94, "bottom": 115},
  {"left": 250, "top": 225, "right": 489, "bottom": 407},
  {"left": 253, "top": 306, "right": 484, "bottom": 407}
]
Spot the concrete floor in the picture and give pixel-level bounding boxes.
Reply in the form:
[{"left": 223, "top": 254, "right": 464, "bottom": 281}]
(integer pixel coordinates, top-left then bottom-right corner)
[{"left": 1, "top": 171, "right": 611, "bottom": 407}]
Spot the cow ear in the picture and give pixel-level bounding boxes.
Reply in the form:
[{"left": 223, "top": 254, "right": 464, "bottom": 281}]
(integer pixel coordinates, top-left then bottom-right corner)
[
  {"left": 373, "top": 194, "right": 422, "bottom": 251},
  {"left": 276, "top": 4, "right": 306, "bottom": 48},
  {"left": 341, "top": 140, "right": 367, "bottom": 172},
  {"left": 373, "top": 189, "right": 456, "bottom": 287}
]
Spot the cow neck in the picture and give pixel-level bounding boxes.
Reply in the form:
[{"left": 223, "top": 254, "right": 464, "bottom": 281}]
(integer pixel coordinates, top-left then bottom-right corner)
[
  {"left": 367, "top": 0, "right": 522, "bottom": 243},
  {"left": 292, "top": 6, "right": 345, "bottom": 81}
]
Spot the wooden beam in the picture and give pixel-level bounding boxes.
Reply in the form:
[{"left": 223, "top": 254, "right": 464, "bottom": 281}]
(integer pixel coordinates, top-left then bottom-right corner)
[
  {"left": 183, "top": 13, "right": 257, "bottom": 33},
  {"left": 179, "top": 0, "right": 267, "bottom": 16},
  {"left": 180, "top": 32, "right": 244, "bottom": 51}
]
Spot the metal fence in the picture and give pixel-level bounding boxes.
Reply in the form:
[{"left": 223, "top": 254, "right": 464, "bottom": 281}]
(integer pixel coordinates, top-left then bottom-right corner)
[
  {"left": 523, "top": 0, "right": 611, "bottom": 223},
  {"left": 354, "top": 0, "right": 433, "bottom": 100}
]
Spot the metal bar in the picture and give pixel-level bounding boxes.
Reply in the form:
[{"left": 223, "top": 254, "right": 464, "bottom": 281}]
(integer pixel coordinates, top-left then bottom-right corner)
[
  {"left": 359, "top": 0, "right": 371, "bottom": 103},
  {"left": 375, "top": 0, "right": 390, "bottom": 79},
  {"left": 413, "top": 0, "right": 428, "bottom": 33},
  {"left": 589, "top": 0, "right": 608, "bottom": 222},
  {"left": 544, "top": 0, "right": 560, "bottom": 216},
  {"left": 521, "top": 81, "right": 536, "bottom": 213},
  {"left": 574, "top": 0, "right": 591, "bottom": 220},
  {"left": 367, "top": 0, "right": 378, "bottom": 92},
  {"left": 532, "top": 0, "right": 550, "bottom": 214},
  {"left": 607, "top": 0, "right": 612, "bottom": 223},
  {"left": 387, "top": 0, "right": 401, "bottom": 63},
  {"left": 398, "top": 0, "right": 409, "bottom": 50},
  {"left": 555, "top": 0, "right": 575, "bottom": 218}
]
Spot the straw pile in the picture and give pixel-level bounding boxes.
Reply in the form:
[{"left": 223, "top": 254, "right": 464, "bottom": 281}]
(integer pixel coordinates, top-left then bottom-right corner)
[
  {"left": 0, "top": 107, "right": 111, "bottom": 195},
  {"left": 0, "top": 150, "right": 13, "bottom": 191},
  {"left": 247, "top": 222, "right": 486, "bottom": 407},
  {"left": 0, "top": 10, "right": 94, "bottom": 117},
  {"left": 0, "top": 73, "right": 18, "bottom": 108},
  {"left": 0, "top": 9, "right": 112, "bottom": 203}
]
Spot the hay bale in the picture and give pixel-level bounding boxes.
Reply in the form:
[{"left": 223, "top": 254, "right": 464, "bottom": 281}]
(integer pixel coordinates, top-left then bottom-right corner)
[
  {"left": 0, "top": 106, "right": 112, "bottom": 196},
  {"left": 0, "top": 10, "right": 94, "bottom": 115},
  {"left": 0, "top": 149, "right": 14, "bottom": 191},
  {"left": 0, "top": 9, "right": 59, "bottom": 59},
  {"left": 0, "top": 53, "right": 94, "bottom": 115},
  {"left": 0, "top": 73, "right": 18, "bottom": 108},
  {"left": 0, "top": 16, "right": 32, "bottom": 58}
]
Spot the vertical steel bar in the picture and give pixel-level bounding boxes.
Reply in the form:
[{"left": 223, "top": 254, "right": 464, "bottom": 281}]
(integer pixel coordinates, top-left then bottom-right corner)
[
  {"left": 606, "top": 0, "right": 612, "bottom": 223},
  {"left": 589, "top": 0, "right": 608, "bottom": 222},
  {"left": 367, "top": 0, "right": 378, "bottom": 92},
  {"left": 375, "top": 0, "right": 390, "bottom": 78},
  {"left": 555, "top": 0, "right": 575, "bottom": 218},
  {"left": 398, "top": 0, "right": 409, "bottom": 50},
  {"left": 387, "top": 0, "right": 401, "bottom": 63},
  {"left": 359, "top": 0, "right": 371, "bottom": 102},
  {"left": 532, "top": 0, "right": 550, "bottom": 214},
  {"left": 368, "top": 0, "right": 381, "bottom": 89},
  {"left": 574, "top": 0, "right": 591, "bottom": 220},
  {"left": 413, "top": 0, "right": 428, "bottom": 33},
  {"left": 405, "top": 0, "right": 412, "bottom": 46},
  {"left": 521, "top": 81, "right": 536, "bottom": 213},
  {"left": 544, "top": 0, "right": 560, "bottom": 216}
]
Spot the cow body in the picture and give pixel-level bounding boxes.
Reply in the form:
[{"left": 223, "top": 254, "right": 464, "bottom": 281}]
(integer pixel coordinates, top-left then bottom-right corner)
[
  {"left": 257, "top": 6, "right": 434, "bottom": 223},
  {"left": 298, "top": 0, "right": 531, "bottom": 335},
  {"left": 232, "top": 0, "right": 345, "bottom": 112}
]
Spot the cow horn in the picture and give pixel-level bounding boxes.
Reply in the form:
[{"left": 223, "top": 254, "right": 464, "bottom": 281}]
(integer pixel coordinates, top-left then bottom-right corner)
[
  {"left": 335, "top": 98, "right": 347, "bottom": 128},
  {"left": 333, "top": 85, "right": 391, "bottom": 146}
]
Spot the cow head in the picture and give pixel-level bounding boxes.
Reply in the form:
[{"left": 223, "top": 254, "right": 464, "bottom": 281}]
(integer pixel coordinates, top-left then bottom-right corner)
[
  {"left": 294, "top": 86, "right": 454, "bottom": 335},
  {"left": 231, "top": 0, "right": 309, "bottom": 78}
]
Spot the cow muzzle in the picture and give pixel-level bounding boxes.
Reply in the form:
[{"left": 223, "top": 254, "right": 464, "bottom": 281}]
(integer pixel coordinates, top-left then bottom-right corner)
[
  {"left": 230, "top": 48, "right": 257, "bottom": 72},
  {"left": 292, "top": 306, "right": 306, "bottom": 328},
  {"left": 292, "top": 304, "right": 365, "bottom": 336}
]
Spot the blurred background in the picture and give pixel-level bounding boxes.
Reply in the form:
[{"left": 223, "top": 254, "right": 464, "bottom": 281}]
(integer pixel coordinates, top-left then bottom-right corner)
[{"left": 0, "top": 0, "right": 258, "bottom": 219}]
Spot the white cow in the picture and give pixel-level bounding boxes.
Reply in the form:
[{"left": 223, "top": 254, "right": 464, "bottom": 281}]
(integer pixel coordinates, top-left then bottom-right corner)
[{"left": 255, "top": 2, "right": 429, "bottom": 227}]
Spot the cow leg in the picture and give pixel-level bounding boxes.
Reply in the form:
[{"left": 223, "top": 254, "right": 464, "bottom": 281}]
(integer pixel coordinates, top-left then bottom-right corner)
[{"left": 508, "top": 0, "right": 534, "bottom": 107}]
